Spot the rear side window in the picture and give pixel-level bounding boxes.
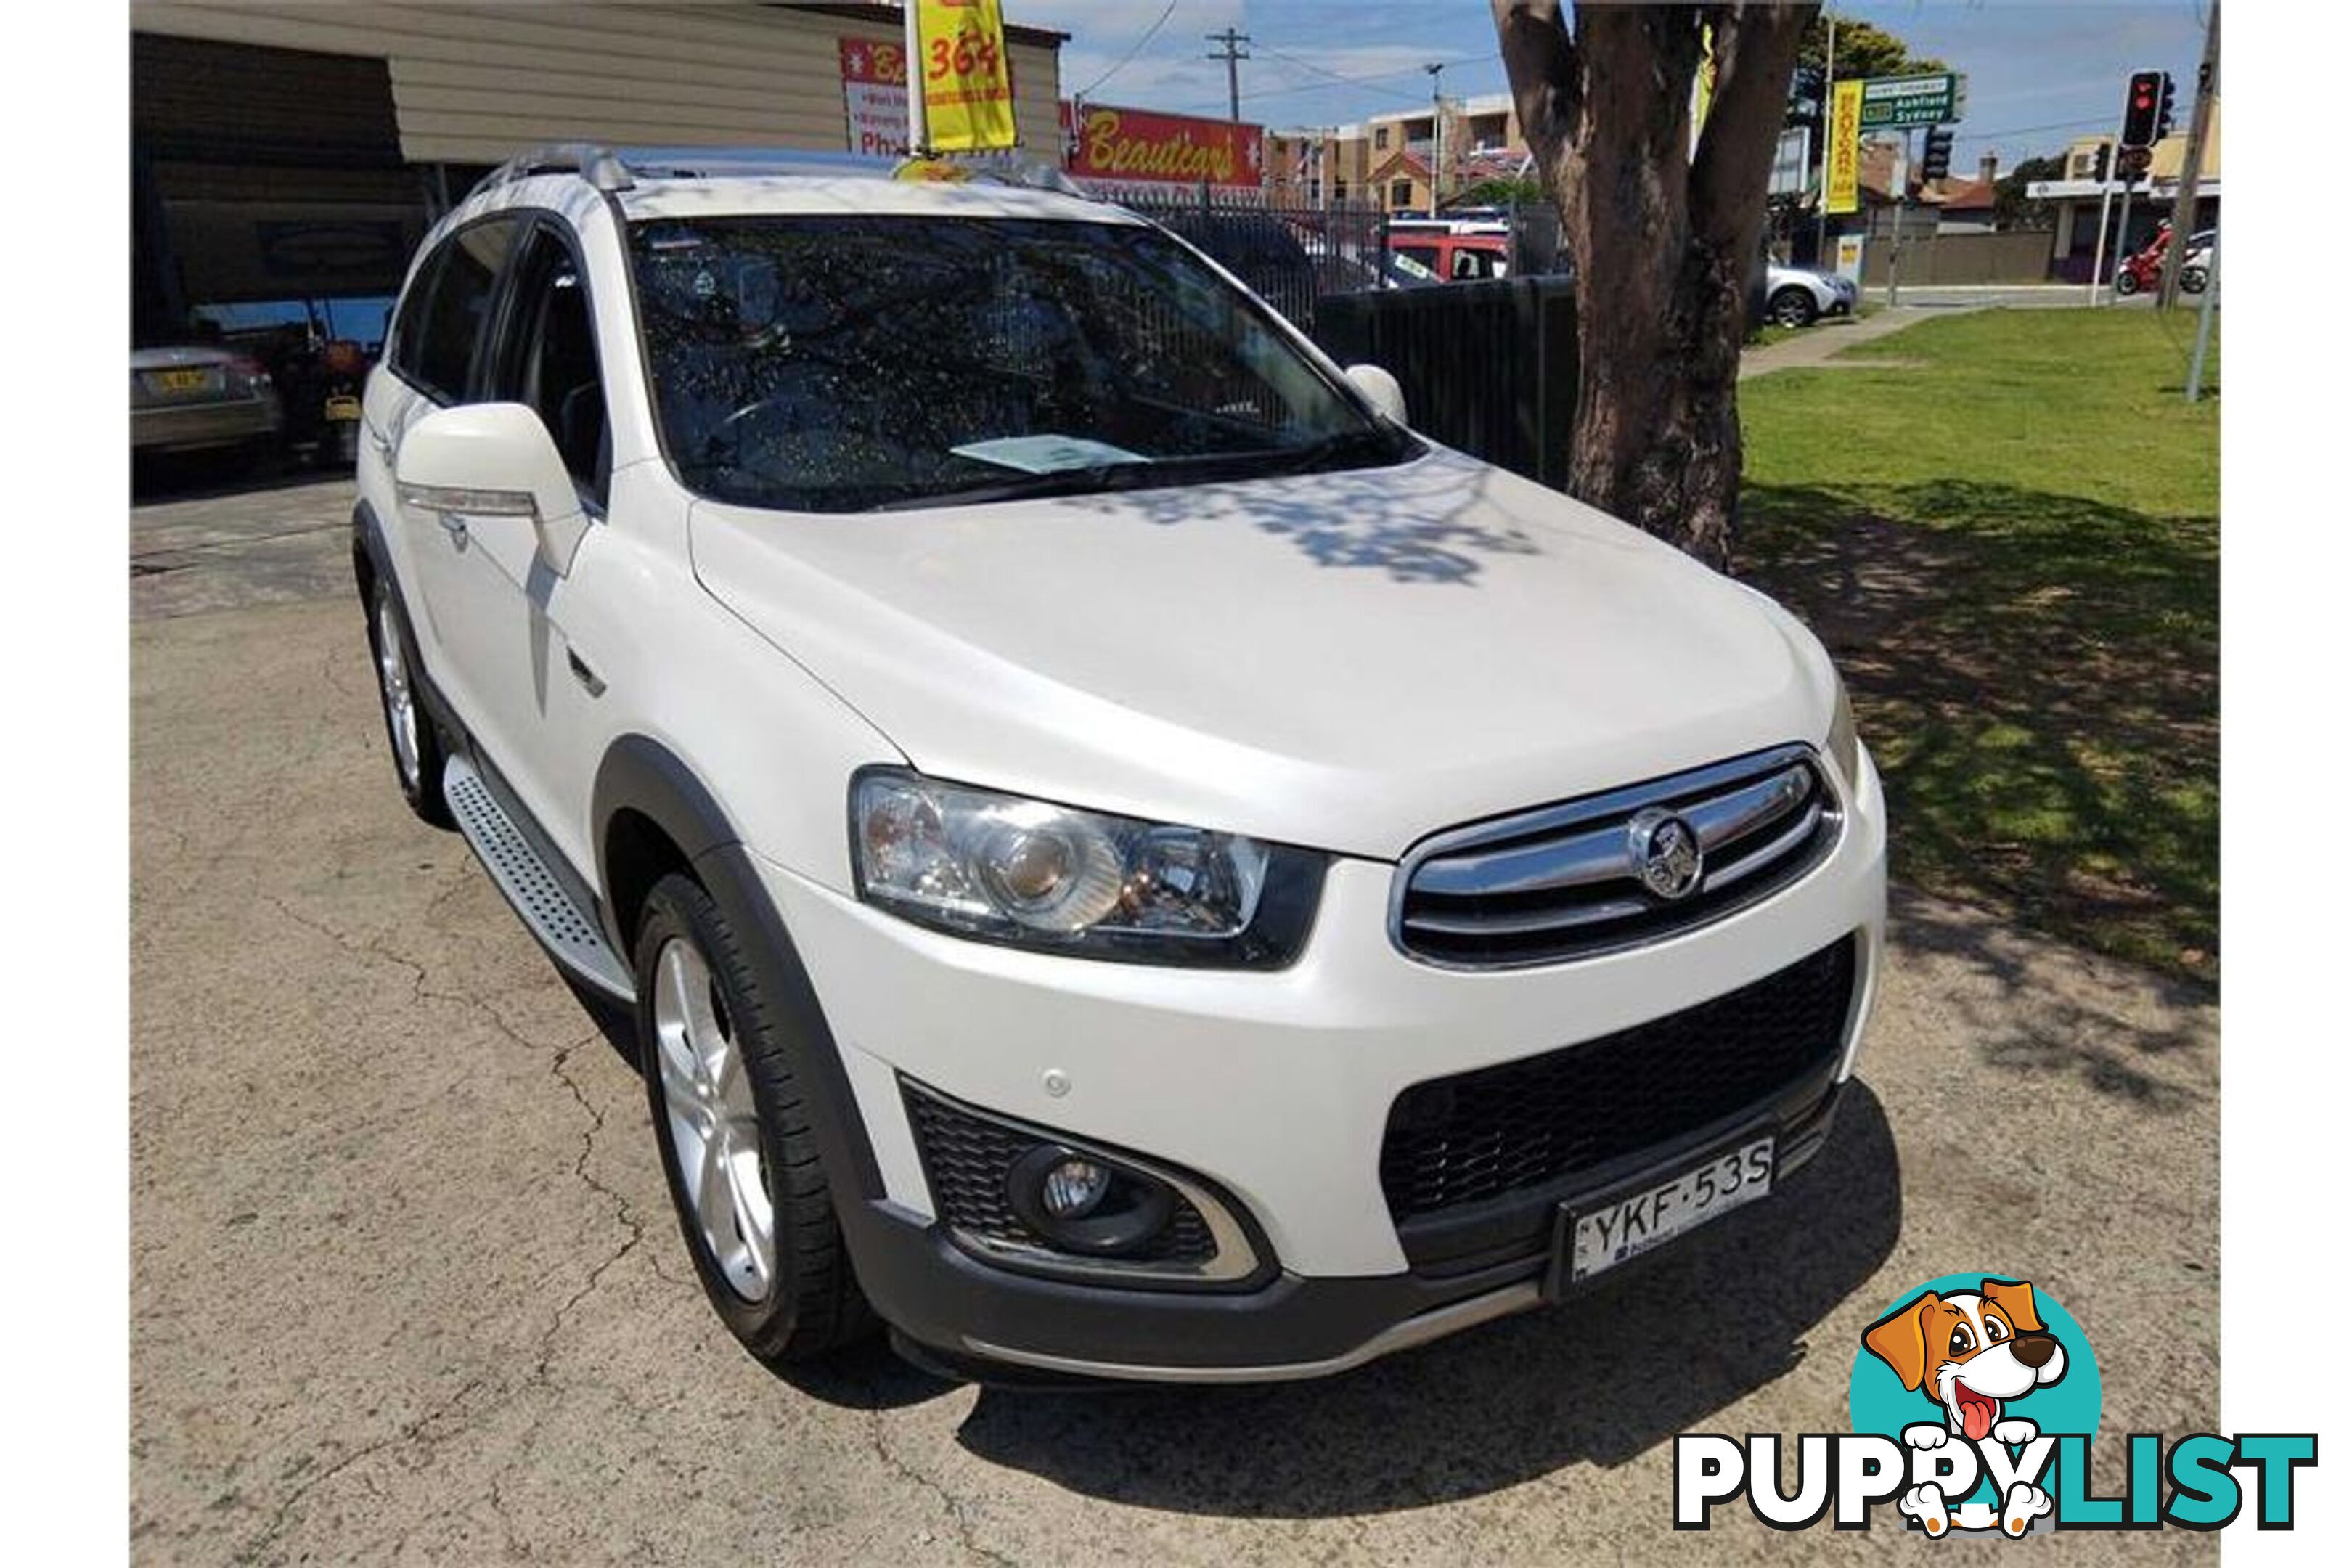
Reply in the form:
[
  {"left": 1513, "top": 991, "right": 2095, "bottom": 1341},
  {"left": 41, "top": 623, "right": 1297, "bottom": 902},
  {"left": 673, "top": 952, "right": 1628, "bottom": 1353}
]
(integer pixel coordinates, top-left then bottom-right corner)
[{"left": 391, "top": 218, "right": 523, "bottom": 402}]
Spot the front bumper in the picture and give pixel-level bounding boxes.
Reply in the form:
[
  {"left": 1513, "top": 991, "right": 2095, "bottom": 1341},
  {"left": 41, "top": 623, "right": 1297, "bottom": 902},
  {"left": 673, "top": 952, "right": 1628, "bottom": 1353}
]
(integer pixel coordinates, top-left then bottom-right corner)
[{"left": 764, "top": 748, "right": 1887, "bottom": 1380}]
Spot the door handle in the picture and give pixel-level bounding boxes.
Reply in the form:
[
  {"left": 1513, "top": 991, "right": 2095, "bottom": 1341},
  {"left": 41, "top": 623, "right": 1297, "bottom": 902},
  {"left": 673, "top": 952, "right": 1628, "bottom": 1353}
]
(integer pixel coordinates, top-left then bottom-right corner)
[{"left": 437, "top": 512, "right": 468, "bottom": 544}]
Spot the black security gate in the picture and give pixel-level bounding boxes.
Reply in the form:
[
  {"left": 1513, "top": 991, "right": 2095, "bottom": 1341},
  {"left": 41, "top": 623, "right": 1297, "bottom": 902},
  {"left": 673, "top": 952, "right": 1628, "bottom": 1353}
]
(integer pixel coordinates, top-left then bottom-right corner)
[
  {"left": 1312, "top": 278, "right": 1580, "bottom": 493},
  {"left": 1111, "top": 187, "right": 1391, "bottom": 335}
]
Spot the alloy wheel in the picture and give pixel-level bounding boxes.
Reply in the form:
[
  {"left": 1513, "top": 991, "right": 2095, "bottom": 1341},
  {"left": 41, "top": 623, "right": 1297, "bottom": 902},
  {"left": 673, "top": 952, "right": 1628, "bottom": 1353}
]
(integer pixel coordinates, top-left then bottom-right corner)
[
  {"left": 651, "top": 936, "right": 776, "bottom": 1303},
  {"left": 374, "top": 590, "right": 420, "bottom": 791}
]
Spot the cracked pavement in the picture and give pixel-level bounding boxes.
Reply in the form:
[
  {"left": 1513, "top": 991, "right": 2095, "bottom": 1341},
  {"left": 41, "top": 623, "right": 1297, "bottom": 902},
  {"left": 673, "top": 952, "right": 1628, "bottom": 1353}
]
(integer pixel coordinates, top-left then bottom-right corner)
[{"left": 133, "top": 475, "right": 2219, "bottom": 1564}]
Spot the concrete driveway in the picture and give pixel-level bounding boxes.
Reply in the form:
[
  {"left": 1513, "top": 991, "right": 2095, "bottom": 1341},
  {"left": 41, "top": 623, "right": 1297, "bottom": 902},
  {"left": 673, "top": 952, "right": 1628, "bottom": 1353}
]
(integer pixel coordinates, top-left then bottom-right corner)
[{"left": 131, "top": 475, "right": 2219, "bottom": 1564}]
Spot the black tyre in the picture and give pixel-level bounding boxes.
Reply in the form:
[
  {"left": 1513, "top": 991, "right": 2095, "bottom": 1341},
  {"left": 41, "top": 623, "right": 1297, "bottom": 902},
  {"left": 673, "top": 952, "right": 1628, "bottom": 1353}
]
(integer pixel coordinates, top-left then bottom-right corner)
[
  {"left": 2180, "top": 266, "right": 2208, "bottom": 295},
  {"left": 1769, "top": 287, "right": 1818, "bottom": 329},
  {"left": 2112, "top": 268, "right": 2141, "bottom": 296},
  {"left": 634, "top": 873, "right": 875, "bottom": 1364},
  {"left": 364, "top": 578, "right": 452, "bottom": 827}
]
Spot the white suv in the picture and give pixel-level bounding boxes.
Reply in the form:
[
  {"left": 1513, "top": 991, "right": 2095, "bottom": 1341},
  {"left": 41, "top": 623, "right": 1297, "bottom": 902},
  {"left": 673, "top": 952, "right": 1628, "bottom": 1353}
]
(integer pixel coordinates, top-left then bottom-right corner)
[{"left": 356, "top": 146, "right": 1886, "bottom": 1384}]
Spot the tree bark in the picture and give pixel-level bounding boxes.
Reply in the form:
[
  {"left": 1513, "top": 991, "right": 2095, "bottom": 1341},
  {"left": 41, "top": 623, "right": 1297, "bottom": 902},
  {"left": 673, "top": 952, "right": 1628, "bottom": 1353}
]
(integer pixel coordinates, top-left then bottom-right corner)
[{"left": 1493, "top": 1, "right": 1814, "bottom": 569}]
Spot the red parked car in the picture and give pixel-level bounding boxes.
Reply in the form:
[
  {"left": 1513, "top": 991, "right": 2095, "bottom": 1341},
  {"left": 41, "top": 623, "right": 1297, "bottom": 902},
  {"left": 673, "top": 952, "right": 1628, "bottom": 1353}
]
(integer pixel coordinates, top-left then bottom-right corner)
[{"left": 1387, "top": 229, "right": 1511, "bottom": 283}]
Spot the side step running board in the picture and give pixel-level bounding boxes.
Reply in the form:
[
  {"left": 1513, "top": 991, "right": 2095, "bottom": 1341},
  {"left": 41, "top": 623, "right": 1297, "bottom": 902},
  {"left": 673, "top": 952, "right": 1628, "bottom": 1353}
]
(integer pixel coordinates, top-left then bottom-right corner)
[{"left": 443, "top": 755, "right": 635, "bottom": 1004}]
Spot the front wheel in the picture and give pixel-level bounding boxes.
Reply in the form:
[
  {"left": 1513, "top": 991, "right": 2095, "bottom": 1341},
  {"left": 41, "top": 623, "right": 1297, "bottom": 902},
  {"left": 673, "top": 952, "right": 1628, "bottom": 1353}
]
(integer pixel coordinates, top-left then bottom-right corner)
[
  {"left": 1769, "top": 287, "right": 1818, "bottom": 329},
  {"left": 2112, "top": 268, "right": 2142, "bottom": 296},
  {"left": 365, "top": 579, "right": 451, "bottom": 826},
  {"left": 634, "top": 874, "right": 875, "bottom": 1365}
]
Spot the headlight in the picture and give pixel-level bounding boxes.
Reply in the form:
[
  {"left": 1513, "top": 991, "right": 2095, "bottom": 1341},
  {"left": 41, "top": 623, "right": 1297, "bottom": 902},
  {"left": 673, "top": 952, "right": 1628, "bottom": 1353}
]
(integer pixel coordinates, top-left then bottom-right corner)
[
  {"left": 1825, "top": 674, "right": 1861, "bottom": 786},
  {"left": 850, "top": 769, "right": 1324, "bottom": 968}
]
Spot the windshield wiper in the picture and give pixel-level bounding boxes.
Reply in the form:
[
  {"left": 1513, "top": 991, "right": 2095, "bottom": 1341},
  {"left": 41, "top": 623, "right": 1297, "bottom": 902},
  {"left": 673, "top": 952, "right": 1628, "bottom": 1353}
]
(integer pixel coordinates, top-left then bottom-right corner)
[
  {"left": 1260, "top": 426, "right": 1405, "bottom": 476},
  {"left": 868, "top": 460, "right": 1158, "bottom": 512},
  {"left": 865, "top": 428, "right": 1404, "bottom": 513}
]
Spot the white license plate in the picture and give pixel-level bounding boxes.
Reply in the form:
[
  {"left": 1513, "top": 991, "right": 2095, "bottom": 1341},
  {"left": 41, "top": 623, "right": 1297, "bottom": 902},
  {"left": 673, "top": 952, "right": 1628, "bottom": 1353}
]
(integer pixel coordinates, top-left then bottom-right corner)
[{"left": 1565, "top": 1136, "right": 1775, "bottom": 1285}]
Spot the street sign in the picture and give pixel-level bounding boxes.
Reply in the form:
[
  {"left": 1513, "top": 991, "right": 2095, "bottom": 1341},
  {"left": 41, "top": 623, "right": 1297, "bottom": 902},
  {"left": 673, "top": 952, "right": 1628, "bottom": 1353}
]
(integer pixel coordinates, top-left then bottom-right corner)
[{"left": 1856, "top": 72, "right": 1965, "bottom": 129}]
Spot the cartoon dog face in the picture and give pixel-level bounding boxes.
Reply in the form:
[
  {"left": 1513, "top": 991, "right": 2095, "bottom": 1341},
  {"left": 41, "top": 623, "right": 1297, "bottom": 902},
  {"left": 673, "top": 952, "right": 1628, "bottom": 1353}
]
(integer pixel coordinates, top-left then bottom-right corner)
[{"left": 1862, "top": 1278, "right": 2067, "bottom": 1442}]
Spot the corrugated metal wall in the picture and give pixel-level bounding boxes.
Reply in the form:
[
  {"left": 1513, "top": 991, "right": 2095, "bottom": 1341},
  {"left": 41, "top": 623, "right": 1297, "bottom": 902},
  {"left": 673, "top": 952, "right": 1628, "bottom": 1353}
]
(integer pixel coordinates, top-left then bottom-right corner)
[{"left": 131, "top": 1, "right": 1065, "bottom": 164}]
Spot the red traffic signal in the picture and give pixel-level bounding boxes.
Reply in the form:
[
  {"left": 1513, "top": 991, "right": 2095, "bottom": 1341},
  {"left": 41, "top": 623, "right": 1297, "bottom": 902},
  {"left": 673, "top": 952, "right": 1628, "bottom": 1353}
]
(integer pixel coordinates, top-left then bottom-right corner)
[{"left": 2120, "top": 68, "right": 2168, "bottom": 149}]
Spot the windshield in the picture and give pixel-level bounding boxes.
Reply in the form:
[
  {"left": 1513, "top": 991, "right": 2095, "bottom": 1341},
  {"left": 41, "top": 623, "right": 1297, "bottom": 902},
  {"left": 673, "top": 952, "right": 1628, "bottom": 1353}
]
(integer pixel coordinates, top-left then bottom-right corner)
[{"left": 629, "top": 215, "right": 1412, "bottom": 513}]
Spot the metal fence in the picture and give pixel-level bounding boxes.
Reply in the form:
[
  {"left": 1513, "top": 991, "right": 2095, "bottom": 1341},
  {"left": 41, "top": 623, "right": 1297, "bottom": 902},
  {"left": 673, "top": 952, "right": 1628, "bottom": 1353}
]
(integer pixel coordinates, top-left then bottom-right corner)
[
  {"left": 1111, "top": 187, "right": 1392, "bottom": 332},
  {"left": 1312, "top": 277, "right": 1580, "bottom": 492},
  {"left": 1104, "top": 187, "right": 1580, "bottom": 493}
]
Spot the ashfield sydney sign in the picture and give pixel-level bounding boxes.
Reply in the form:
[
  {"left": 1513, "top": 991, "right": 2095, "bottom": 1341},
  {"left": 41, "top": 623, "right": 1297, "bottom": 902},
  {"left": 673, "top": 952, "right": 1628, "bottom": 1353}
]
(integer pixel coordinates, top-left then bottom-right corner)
[
  {"left": 1857, "top": 72, "right": 1967, "bottom": 129},
  {"left": 1060, "top": 101, "right": 1264, "bottom": 191}
]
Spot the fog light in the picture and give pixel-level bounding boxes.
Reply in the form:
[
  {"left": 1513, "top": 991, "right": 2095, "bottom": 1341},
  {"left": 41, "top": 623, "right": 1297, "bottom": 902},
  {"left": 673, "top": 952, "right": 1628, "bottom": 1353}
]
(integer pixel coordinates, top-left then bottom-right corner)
[
  {"left": 1008, "top": 1143, "right": 1176, "bottom": 1256},
  {"left": 1040, "top": 1157, "right": 1111, "bottom": 1220}
]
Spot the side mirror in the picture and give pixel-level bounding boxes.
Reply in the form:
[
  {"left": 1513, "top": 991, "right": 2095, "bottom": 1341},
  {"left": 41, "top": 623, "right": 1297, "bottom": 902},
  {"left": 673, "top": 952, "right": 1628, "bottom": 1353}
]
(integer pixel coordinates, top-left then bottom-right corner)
[
  {"left": 1343, "top": 363, "right": 1408, "bottom": 427},
  {"left": 394, "top": 402, "right": 588, "bottom": 574}
]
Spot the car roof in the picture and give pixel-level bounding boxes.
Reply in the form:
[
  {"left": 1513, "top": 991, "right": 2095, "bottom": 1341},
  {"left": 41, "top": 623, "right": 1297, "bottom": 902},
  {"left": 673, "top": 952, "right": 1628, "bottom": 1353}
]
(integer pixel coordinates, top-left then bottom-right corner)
[
  {"left": 461, "top": 144, "right": 1140, "bottom": 228},
  {"left": 616, "top": 172, "right": 1135, "bottom": 225}
]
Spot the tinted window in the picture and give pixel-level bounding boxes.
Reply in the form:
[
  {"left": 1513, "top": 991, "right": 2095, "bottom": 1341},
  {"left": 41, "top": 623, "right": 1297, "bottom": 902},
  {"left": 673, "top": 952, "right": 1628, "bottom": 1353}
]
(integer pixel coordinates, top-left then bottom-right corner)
[
  {"left": 488, "top": 229, "right": 609, "bottom": 507},
  {"left": 1452, "top": 247, "right": 1503, "bottom": 281},
  {"left": 630, "top": 215, "right": 1410, "bottom": 514},
  {"left": 399, "top": 219, "right": 522, "bottom": 401}
]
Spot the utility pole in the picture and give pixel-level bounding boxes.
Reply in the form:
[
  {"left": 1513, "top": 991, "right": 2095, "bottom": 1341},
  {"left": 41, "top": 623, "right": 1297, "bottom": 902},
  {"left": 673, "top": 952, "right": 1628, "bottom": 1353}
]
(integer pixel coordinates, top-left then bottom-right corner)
[
  {"left": 1426, "top": 62, "right": 1445, "bottom": 211},
  {"left": 2185, "top": 226, "right": 2218, "bottom": 402},
  {"left": 1206, "top": 28, "right": 1251, "bottom": 123},
  {"left": 1886, "top": 129, "right": 1913, "bottom": 307},
  {"left": 1813, "top": 5, "right": 1837, "bottom": 265},
  {"left": 2086, "top": 118, "right": 2125, "bottom": 304},
  {"left": 903, "top": 0, "right": 927, "bottom": 153},
  {"left": 2159, "top": 0, "right": 2220, "bottom": 307}
]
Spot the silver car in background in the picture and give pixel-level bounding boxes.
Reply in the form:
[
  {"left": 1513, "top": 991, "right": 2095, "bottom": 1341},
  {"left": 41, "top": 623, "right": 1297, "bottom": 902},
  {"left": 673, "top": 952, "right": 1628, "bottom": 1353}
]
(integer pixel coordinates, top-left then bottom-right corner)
[
  {"left": 131, "top": 345, "right": 282, "bottom": 464},
  {"left": 1763, "top": 261, "right": 1858, "bottom": 329}
]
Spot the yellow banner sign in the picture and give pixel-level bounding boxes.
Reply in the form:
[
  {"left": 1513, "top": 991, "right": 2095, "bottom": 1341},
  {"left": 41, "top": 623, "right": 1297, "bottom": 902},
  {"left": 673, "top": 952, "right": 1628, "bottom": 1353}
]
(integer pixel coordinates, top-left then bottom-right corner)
[
  {"left": 915, "top": 0, "right": 1017, "bottom": 153},
  {"left": 1826, "top": 78, "right": 1863, "bottom": 216}
]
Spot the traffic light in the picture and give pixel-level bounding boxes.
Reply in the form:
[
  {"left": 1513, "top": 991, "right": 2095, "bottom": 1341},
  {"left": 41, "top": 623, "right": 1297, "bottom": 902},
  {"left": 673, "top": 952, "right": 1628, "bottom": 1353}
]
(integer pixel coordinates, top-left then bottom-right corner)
[
  {"left": 2120, "top": 69, "right": 2168, "bottom": 149},
  {"left": 2092, "top": 143, "right": 2112, "bottom": 183},
  {"left": 1919, "top": 126, "right": 1954, "bottom": 182},
  {"left": 2157, "top": 74, "right": 2177, "bottom": 140}
]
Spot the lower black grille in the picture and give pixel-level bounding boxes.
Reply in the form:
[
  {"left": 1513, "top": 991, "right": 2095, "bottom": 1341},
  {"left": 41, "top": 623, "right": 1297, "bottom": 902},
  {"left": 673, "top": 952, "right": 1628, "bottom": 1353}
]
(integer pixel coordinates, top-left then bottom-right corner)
[
  {"left": 1379, "top": 936, "right": 1858, "bottom": 1220},
  {"left": 902, "top": 1085, "right": 1217, "bottom": 1265}
]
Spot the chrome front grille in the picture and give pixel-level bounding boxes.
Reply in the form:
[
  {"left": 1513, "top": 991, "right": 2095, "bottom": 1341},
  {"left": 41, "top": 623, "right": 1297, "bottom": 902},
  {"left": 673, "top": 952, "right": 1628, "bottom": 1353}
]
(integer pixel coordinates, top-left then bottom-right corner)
[{"left": 1392, "top": 744, "right": 1841, "bottom": 968}]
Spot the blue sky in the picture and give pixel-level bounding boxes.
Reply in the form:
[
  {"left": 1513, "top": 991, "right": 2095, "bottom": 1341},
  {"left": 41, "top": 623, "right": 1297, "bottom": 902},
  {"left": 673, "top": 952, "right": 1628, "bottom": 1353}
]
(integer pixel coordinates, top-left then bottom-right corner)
[{"left": 1016, "top": 1, "right": 2210, "bottom": 173}]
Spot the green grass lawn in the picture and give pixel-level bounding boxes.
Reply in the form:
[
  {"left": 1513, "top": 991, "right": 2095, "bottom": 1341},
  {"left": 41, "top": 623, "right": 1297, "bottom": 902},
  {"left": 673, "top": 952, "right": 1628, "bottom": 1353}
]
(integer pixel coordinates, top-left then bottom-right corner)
[{"left": 1736, "top": 308, "right": 2218, "bottom": 983}]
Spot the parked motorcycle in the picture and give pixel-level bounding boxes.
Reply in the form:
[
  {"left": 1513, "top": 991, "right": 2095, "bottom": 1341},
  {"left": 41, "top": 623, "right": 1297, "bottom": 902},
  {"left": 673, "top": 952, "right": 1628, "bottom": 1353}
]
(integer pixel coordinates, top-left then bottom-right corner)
[
  {"left": 2111, "top": 223, "right": 2173, "bottom": 296},
  {"left": 2113, "top": 223, "right": 2210, "bottom": 296}
]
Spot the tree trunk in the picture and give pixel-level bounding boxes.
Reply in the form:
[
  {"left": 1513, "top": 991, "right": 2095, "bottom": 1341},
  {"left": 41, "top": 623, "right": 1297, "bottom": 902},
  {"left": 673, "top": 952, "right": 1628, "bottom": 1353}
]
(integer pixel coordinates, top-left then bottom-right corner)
[{"left": 1493, "top": 1, "right": 1814, "bottom": 570}]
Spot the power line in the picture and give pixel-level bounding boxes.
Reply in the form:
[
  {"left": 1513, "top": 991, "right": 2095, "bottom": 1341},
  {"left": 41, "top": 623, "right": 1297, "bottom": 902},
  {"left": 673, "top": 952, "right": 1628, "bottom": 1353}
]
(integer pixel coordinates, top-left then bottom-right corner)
[
  {"left": 1180, "top": 46, "right": 1503, "bottom": 119},
  {"left": 1074, "top": 0, "right": 1177, "bottom": 100},
  {"left": 1257, "top": 44, "right": 1502, "bottom": 94},
  {"left": 1949, "top": 115, "right": 2114, "bottom": 145}
]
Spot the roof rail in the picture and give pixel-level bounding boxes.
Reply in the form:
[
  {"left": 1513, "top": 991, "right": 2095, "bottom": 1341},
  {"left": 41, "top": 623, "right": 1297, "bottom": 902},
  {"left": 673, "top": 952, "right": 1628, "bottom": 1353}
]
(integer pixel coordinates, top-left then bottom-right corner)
[
  {"left": 465, "top": 144, "right": 1095, "bottom": 205},
  {"left": 470, "top": 143, "right": 637, "bottom": 199}
]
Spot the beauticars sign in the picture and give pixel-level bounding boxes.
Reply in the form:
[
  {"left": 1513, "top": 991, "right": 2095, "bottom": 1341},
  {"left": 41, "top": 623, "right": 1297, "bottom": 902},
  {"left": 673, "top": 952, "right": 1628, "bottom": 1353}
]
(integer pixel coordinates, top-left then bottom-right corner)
[{"left": 1061, "top": 102, "right": 1264, "bottom": 192}]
